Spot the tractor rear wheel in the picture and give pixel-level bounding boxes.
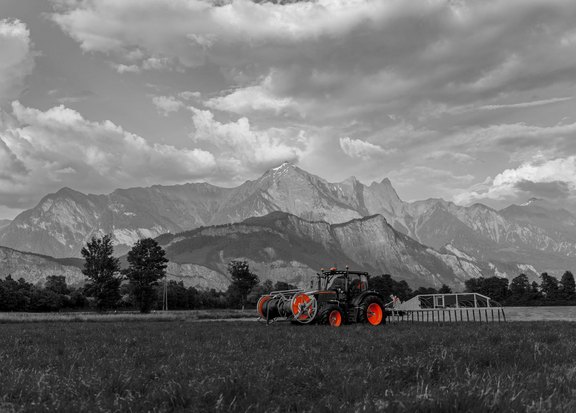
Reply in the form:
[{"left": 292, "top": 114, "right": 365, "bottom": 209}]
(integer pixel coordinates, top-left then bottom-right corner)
[
  {"left": 319, "top": 305, "right": 344, "bottom": 327},
  {"left": 358, "top": 296, "right": 385, "bottom": 326}
]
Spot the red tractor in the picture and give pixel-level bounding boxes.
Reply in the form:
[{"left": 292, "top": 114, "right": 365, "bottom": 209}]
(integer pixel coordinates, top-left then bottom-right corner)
[{"left": 257, "top": 267, "right": 386, "bottom": 327}]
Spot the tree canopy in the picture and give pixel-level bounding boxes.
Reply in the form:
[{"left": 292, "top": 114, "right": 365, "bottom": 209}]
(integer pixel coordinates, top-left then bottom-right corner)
[
  {"left": 226, "top": 260, "right": 259, "bottom": 309},
  {"left": 124, "top": 238, "right": 169, "bottom": 313},
  {"left": 81, "top": 234, "right": 122, "bottom": 311}
]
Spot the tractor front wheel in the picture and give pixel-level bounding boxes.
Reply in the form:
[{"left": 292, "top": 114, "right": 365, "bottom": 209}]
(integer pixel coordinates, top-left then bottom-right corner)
[
  {"left": 359, "top": 296, "right": 385, "bottom": 326},
  {"left": 319, "top": 305, "right": 345, "bottom": 327}
]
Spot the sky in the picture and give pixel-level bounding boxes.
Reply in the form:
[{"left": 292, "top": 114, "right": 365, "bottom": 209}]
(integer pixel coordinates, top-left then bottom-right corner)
[{"left": 0, "top": 0, "right": 575, "bottom": 219}]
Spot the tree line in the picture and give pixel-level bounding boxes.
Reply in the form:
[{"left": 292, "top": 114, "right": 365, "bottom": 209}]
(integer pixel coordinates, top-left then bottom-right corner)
[
  {"left": 225, "top": 268, "right": 576, "bottom": 308},
  {"left": 1, "top": 231, "right": 575, "bottom": 311}
]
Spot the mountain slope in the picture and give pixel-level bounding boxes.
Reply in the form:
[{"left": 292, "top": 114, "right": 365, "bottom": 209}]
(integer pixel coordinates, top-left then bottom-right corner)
[
  {"left": 0, "top": 246, "right": 84, "bottom": 286},
  {"left": 0, "top": 220, "right": 10, "bottom": 231},
  {"left": 405, "top": 198, "right": 576, "bottom": 273},
  {"left": 158, "top": 212, "right": 533, "bottom": 290},
  {"left": 500, "top": 198, "right": 576, "bottom": 242}
]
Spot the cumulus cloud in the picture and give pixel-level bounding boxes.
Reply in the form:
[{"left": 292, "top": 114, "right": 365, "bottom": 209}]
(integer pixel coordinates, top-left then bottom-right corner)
[
  {"left": 455, "top": 156, "right": 576, "bottom": 207},
  {"left": 189, "top": 106, "right": 307, "bottom": 170},
  {"left": 339, "top": 137, "right": 392, "bottom": 160},
  {"left": 152, "top": 95, "right": 184, "bottom": 116},
  {"left": 114, "top": 63, "right": 140, "bottom": 73},
  {"left": 0, "top": 19, "right": 35, "bottom": 104},
  {"left": 205, "top": 83, "right": 298, "bottom": 116},
  {"left": 179, "top": 91, "right": 201, "bottom": 100},
  {"left": 0, "top": 102, "right": 216, "bottom": 208}
]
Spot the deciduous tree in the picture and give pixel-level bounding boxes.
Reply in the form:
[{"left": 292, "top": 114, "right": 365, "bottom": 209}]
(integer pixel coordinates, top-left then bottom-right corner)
[
  {"left": 226, "top": 260, "right": 259, "bottom": 309},
  {"left": 540, "top": 272, "right": 560, "bottom": 301},
  {"left": 124, "top": 238, "right": 169, "bottom": 313},
  {"left": 510, "top": 274, "right": 530, "bottom": 297},
  {"left": 560, "top": 271, "right": 576, "bottom": 300},
  {"left": 81, "top": 234, "right": 122, "bottom": 311}
]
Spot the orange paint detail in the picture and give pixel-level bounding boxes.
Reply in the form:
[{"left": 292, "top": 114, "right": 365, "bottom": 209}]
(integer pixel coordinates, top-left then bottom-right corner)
[
  {"left": 367, "top": 303, "right": 383, "bottom": 326},
  {"left": 292, "top": 293, "right": 312, "bottom": 320},
  {"left": 257, "top": 295, "right": 271, "bottom": 318},
  {"left": 329, "top": 310, "right": 342, "bottom": 327}
]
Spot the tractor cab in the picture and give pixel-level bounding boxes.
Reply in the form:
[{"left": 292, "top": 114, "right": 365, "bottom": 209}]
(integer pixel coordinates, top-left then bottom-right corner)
[{"left": 320, "top": 267, "right": 370, "bottom": 299}]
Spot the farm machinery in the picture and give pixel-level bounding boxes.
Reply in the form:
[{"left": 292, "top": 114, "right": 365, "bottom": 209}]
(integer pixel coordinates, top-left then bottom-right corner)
[{"left": 257, "top": 267, "right": 386, "bottom": 327}]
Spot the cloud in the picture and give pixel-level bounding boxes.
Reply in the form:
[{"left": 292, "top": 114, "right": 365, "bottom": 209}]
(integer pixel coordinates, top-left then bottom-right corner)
[
  {"left": 189, "top": 106, "right": 307, "bottom": 170},
  {"left": 423, "top": 150, "right": 475, "bottom": 163},
  {"left": 440, "top": 121, "right": 576, "bottom": 163},
  {"left": 43, "top": 0, "right": 576, "bottom": 208},
  {"left": 387, "top": 165, "right": 475, "bottom": 202},
  {"left": 339, "top": 137, "right": 392, "bottom": 160},
  {"left": 114, "top": 63, "right": 140, "bottom": 73},
  {"left": 479, "top": 97, "right": 573, "bottom": 111},
  {"left": 152, "top": 95, "right": 184, "bottom": 116},
  {"left": 514, "top": 180, "right": 571, "bottom": 200},
  {"left": 0, "top": 19, "right": 35, "bottom": 104},
  {"left": 179, "top": 91, "right": 201, "bottom": 100},
  {"left": 0, "top": 101, "right": 216, "bottom": 209},
  {"left": 205, "top": 81, "right": 298, "bottom": 116},
  {"left": 455, "top": 155, "right": 576, "bottom": 207},
  {"left": 50, "top": 0, "right": 576, "bottom": 130}
]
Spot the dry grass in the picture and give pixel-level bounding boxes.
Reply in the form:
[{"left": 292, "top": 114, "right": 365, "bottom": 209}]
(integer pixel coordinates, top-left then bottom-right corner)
[{"left": 1, "top": 321, "right": 576, "bottom": 412}]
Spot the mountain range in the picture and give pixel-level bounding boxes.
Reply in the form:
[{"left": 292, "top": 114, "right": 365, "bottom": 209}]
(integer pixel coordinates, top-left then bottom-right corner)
[
  {"left": 1, "top": 162, "right": 575, "bottom": 289},
  {"left": 160, "top": 212, "right": 528, "bottom": 290}
]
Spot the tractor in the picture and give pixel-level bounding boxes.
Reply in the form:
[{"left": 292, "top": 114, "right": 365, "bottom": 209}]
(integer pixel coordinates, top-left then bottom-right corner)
[{"left": 256, "top": 267, "right": 386, "bottom": 327}]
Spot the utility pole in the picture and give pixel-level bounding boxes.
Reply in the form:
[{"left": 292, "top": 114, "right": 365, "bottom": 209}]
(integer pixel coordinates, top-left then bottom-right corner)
[{"left": 163, "top": 272, "right": 168, "bottom": 311}]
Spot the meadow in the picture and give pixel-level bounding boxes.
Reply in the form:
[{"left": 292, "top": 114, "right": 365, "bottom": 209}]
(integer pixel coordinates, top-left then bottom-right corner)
[
  {"left": 0, "top": 309, "right": 256, "bottom": 324},
  {"left": 1, "top": 321, "right": 576, "bottom": 412}
]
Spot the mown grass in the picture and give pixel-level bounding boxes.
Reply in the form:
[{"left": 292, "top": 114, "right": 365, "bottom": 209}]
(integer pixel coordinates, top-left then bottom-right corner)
[{"left": 1, "top": 321, "right": 576, "bottom": 412}]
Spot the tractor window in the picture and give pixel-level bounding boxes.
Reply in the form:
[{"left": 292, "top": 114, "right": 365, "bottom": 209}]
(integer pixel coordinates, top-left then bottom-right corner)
[
  {"left": 327, "top": 276, "right": 346, "bottom": 290},
  {"left": 349, "top": 274, "right": 368, "bottom": 292}
]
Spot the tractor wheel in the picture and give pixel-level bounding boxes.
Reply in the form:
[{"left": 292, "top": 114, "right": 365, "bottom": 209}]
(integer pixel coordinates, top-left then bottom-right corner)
[
  {"left": 319, "top": 305, "right": 344, "bottom": 327},
  {"left": 358, "top": 296, "right": 385, "bottom": 326}
]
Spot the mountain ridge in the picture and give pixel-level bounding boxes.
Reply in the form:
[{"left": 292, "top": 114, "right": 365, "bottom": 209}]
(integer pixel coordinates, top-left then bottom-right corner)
[
  {"left": 158, "top": 211, "right": 535, "bottom": 290},
  {"left": 0, "top": 162, "right": 574, "bottom": 285}
]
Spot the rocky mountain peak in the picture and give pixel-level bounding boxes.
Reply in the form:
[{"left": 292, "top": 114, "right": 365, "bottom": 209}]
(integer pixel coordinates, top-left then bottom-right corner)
[
  {"left": 522, "top": 197, "right": 543, "bottom": 206},
  {"left": 518, "top": 197, "right": 560, "bottom": 211},
  {"left": 341, "top": 176, "right": 359, "bottom": 185}
]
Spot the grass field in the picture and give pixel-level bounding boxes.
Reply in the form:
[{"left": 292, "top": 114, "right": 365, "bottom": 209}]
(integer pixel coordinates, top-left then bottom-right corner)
[
  {"left": 1, "top": 321, "right": 576, "bottom": 412},
  {"left": 0, "top": 309, "right": 257, "bottom": 324}
]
